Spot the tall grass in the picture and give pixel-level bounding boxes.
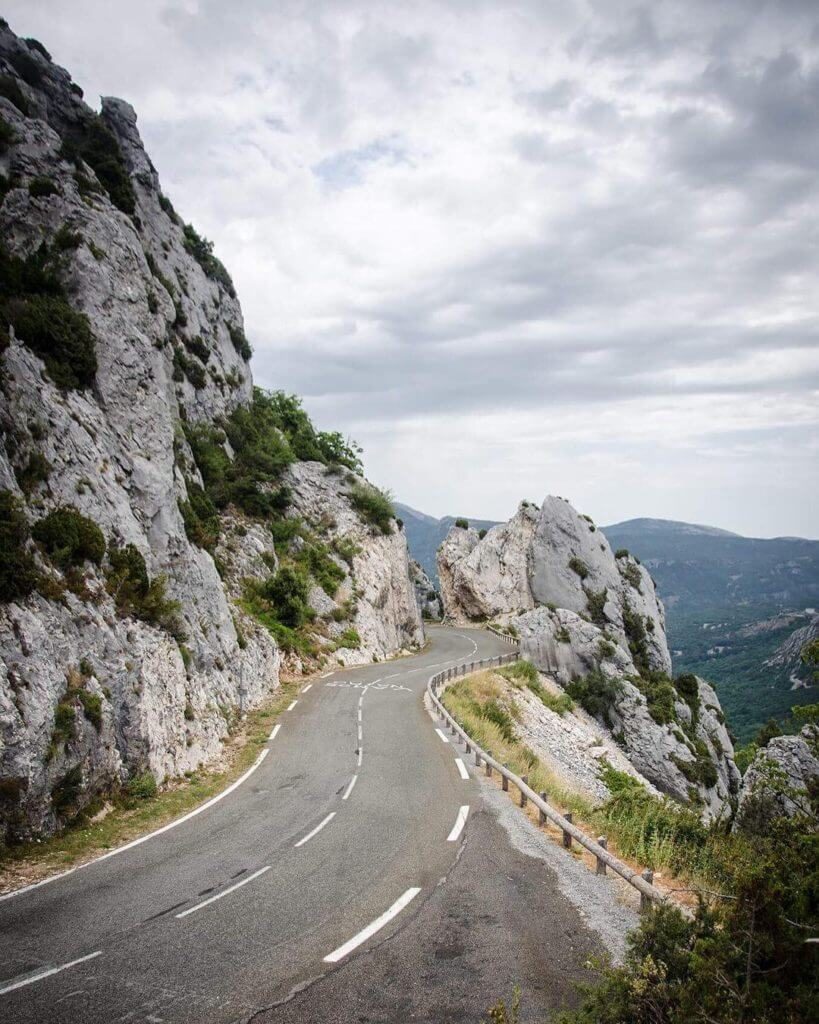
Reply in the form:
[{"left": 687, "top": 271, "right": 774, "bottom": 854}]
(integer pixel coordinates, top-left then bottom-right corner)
[{"left": 442, "top": 670, "right": 724, "bottom": 884}]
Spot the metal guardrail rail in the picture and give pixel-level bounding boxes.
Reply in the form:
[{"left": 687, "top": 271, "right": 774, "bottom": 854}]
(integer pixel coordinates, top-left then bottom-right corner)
[
  {"left": 486, "top": 624, "right": 519, "bottom": 645},
  {"left": 428, "top": 649, "right": 664, "bottom": 910}
]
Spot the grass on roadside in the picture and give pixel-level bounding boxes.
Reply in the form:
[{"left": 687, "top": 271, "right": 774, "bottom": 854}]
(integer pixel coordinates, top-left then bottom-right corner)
[
  {"left": 0, "top": 678, "right": 302, "bottom": 891},
  {"left": 442, "top": 670, "right": 723, "bottom": 888}
]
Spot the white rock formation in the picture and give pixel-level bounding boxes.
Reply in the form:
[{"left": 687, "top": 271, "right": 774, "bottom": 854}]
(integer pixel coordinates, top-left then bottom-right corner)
[
  {"left": 0, "top": 27, "right": 420, "bottom": 839},
  {"left": 409, "top": 559, "right": 443, "bottom": 620},
  {"left": 735, "top": 726, "right": 819, "bottom": 826},
  {"left": 438, "top": 495, "right": 739, "bottom": 816}
]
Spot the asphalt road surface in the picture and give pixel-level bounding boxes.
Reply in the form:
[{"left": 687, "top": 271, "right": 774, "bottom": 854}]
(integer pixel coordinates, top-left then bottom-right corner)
[{"left": 0, "top": 626, "right": 606, "bottom": 1023}]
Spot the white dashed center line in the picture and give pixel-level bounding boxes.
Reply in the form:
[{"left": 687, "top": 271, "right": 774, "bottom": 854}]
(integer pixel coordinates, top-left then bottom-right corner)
[
  {"left": 294, "top": 812, "right": 336, "bottom": 848},
  {"left": 447, "top": 805, "right": 470, "bottom": 842},
  {"left": 176, "top": 866, "right": 271, "bottom": 919},
  {"left": 0, "top": 950, "right": 102, "bottom": 996},
  {"left": 342, "top": 774, "right": 358, "bottom": 800},
  {"left": 323, "top": 887, "right": 422, "bottom": 963}
]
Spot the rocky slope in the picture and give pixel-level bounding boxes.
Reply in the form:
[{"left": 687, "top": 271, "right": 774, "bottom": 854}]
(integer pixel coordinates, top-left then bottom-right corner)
[
  {"left": 409, "top": 558, "right": 442, "bottom": 620},
  {"left": 0, "top": 24, "right": 420, "bottom": 841},
  {"left": 736, "top": 725, "right": 818, "bottom": 827},
  {"left": 438, "top": 497, "right": 740, "bottom": 816}
]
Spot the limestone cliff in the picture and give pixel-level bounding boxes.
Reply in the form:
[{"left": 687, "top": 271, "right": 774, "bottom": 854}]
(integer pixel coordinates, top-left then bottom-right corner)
[
  {"left": 438, "top": 496, "right": 739, "bottom": 816},
  {"left": 0, "top": 24, "right": 421, "bottom": 841}
]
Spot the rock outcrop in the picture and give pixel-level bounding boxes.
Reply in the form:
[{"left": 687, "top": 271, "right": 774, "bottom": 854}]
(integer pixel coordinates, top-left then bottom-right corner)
[
  {"left": 736, "top": 726, "right": 819, "bottom": 827},
  {"left": 0, "top": 24, "right": 421, "bottom": 841},
  {"left": 438, "top": 496, "right": 739, "bottom": 816},
  {"left": 409, "top": 559, "right": 442, "bottom": 620}
]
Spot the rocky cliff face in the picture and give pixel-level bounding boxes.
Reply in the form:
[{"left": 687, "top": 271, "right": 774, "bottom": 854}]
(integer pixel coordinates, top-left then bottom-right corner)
[
  {"left": 438, "top": 496, "right": 739, "bottom": 816},
  {"left": 409, "top": 558, "right": 442, "bottom": 620},
  {"left": 735, "top": 726, "right": 819, "bottom": 828},
  {"left": 0, "top": 25, "right": 420, "bottom": 841}
]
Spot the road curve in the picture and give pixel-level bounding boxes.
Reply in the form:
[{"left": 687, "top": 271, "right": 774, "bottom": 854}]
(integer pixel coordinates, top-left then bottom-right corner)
[{"left": 0, "top": 625, "right": 606, "bottom": 1023}]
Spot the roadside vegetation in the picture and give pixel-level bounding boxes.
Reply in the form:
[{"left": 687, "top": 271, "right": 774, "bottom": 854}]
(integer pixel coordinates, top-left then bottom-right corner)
[
  {"left": 0, "top": 677, "right": 302, "bottom": 891},
  {"left": 452, "top": 666, "right": 819, "bottom": 1024}
]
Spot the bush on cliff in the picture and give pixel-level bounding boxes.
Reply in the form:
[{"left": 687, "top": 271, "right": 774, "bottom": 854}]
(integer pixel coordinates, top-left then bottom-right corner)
[
  {"left": 59, "top": 113, "right": 136, "bottom": 216},
  {"left": 565, "top": 668, "right": 622, "bottom": 728},
  {"left": 349, "top": 482, "right": 394, "bottom": 535},
  {"left": 0, "top": 490, "right": 38, "bottom": 601},
  {"left": 32, "top": 507, "right": 105, "bottom": 569},
  {"left": 106, "top": 542, "right": 186, "bottom": 640}
]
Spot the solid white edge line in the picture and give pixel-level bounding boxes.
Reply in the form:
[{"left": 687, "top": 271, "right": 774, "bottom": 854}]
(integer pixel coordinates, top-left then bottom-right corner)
[
  {"left": 294, "top": 812, "right": 336, "bottom": 848},
  {"left": 0, "top": 748, "right": 270, "bottom": 904},
  {"left": 301, "top": 683, "right": 312, "bottom": 692},
  {"left": 435, "top": 728, "right": 450, "bottom": 744},
  {"left": 175, "top": 865, "right": 271, "bottom": 919},
  {"left": 268, "top": 723, "right": 281, "bottom": 741},
  {"left": 287, "top": 700, "right": 298, "bottom": 711},
  {"left": 447, "top": 805, "right": 470, "bottom": 842},
  {"left": 342, "top": 774, "right": 358, "bottom": 800},
  {"left": 323, "top": 887, "right": 421, "bottom": 963},
  {"left": 455, "top": 758, "right": 470, "bottom": 780},
  {"left": 0, "top": 950, "right": 102, "bottom": 996}
]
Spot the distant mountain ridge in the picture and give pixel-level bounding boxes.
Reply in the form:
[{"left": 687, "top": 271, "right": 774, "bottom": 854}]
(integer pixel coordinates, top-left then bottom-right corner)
[{"left": 395, "top": 502, "right": 500, "bottom": 583}]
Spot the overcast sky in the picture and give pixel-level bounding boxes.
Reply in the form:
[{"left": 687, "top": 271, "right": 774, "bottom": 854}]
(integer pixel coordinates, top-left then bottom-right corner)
[{"left": 8, "top": 1, "right": 818, "bottom": 536}]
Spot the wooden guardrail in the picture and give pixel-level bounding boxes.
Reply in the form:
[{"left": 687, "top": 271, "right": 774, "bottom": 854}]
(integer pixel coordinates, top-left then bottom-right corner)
[{"left": 428, "top": 650, "right": 664, "bottom": 911}]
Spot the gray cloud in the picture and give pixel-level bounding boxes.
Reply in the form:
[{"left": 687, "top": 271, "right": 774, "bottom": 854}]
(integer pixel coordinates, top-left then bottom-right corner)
[{"left": 5, "top": 0, "right": 818, "bottom": 536}]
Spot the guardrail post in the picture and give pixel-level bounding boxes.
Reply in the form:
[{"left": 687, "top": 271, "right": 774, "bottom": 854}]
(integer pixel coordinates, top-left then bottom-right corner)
[
  {"left": 475, "top": 749, "right": 481, "bottom": 766},
  {"left": 520, "top": 776, "right": 528, "bottom": 807},
  {"left": 640, "top": 869, "right": 654, "bottom": 912},
  {"left": 562, "top": 812, "right": 573, "bottom": 848},
  {"left": 596, "top": 837, "right": 607, "bottom": 875},
  {"left": 502, "top": 763, "right": 509, "bottom": 791},
  {"left": 465, "top": 740, "right": 471, "bottom": 754},
  {"left": 538, "top": 792, "right": 548, "bottom": 825},
  {"left": 485, "top": 760, "right": 492, "bottom": 777}
]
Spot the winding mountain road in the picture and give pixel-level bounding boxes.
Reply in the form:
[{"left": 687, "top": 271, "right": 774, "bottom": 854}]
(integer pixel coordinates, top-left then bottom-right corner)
[{"left": 0, "top": 626, "right": 607, "bottom": 1023}]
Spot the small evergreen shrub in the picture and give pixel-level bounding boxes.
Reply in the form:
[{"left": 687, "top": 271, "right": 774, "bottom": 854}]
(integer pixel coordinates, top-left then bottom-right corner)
[
  {"left": 24, "top": 38, "right": 51, "bottom": 61},
  {"left": 179, "top": 480, "right": 220, "bottom": 552},
  {"left": 28, "top": 176, "right": 59, "bottom": 198},
  {"left": 568, "top": 556, "right": 589, "bottom": 579},
  {"left": 297, "top": 541, "right": 345, "bottom": 596},
  {"left": 335, "top": 627, "right": 361, "bottom": 649},
  {"left": 622, "top": 603, "right": 651, "bottom": 677},
  {"left": 454, "top": 517, "right": 469, "bottom": 529},
  {"left": 8, "top": 49, "right": 43, "bottom": 87},
  {"left": 614, "top": 547, "right": 629, "bottom": 559},
  {"left": 0, "top": 115, "right": 15, "bottom": 155},
  {"left": 78, "top": 688, "right": 102, "bottom": 730},
  {"left": 14, "top": 450, "right": 50, "bottom": 493},
  {"left": 51, "top": 766, "right": 83, "bottom": 815},
  {"left": 261, "top": 566, "right": 311, "bottom": 628},
  {"left": 106, "top": 542, "right": 186, "bottom": 640},
  {"left": 565, "top": 668, "right": 622, "bottom": 728},
  {"left": 228, "top": 324, "right": 253, "bottom": 361},
  {"left": 478, "top": 528, "right": 487, "bottom": 539},
  {"left": 6, "top": 294, "right": 97, "bottom": 390},
  {"left": 632, "top": 671, "right": 678, "bottom": 726},
  {"left": 60, "top": 114, "right": 136, "bottom": 215},
  {"left": 618, "top": 559, "right": 642, "bottom": 590},
  {"left": 32, "top": 507, "right": 105, "bottom": 569},
  {"left": 349, "top": 482, "right": 394, "bottom": 535},
  {"left": 184, "top": 334, "right": 210, "bottom": 363},
  {"left": 53, "top": 224, "right": 82, "bottom": 250},
  {"left": 182, "top": 223, "right": 235, "bottom": 295},
  {"left": 126, "top": 771, "right": 157, "bottom": 800},
  {"left": 0, "top": 73, "right": 29, "bottom": 114},
  {"left": 585, "top": 587, "right": 608, "bottom": 626}
]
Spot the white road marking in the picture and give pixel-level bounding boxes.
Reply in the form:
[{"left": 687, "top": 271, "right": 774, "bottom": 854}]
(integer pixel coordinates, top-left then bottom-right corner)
[
  {"left": 176, "top": 866, "right": 271, "bottom": 919},
  {"left": 323, "top": 887, "right": 422, "bottom": 963},
  {"left": 455, "top": 758, "right": 470, "bottom": 780},
  {"left": 0, "top": 950, "right": 102, "bottom": 996},
  {"left": 358, "top": 708, "right": 362, "bottom": 722},
  {"left": 0, "top": 749, "right": 270, "bottom": 904},
  {"left": 447, "top": 805, "right": 470, "bottom": 842},
  {"left": 357, "top": 724, "right": 363, "bottom": 742},
  {"left": 295, "top": 812, "right": 336, "bottom": 848},
  {"left": 435, "top": 728, "right": 450, "bottom": 744},
  {"left": 287, "top": 700, "right": 298, "bottom": 711},
  {"left": 342, "top": 775, "right": 358, "bottom": 800},
  {"left": 357, "top": 746, "right": 363, "bottom": 767},
  {"left": 302, "top": 683, "right": 312, "bottom": 693},
  {"left": 268, "top": 724, "right": 281, "bottom": 741}
]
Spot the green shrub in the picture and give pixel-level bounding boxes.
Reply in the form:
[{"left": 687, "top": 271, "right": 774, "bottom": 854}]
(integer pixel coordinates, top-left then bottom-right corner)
[
  {"left": 6, "top": 293, "right": 97, "bottom": 390},
  {"left": 349, "top": 482, "right": 394, "bottom": 535},
  {"left": 0, "top": 115, "right": 15, "bottom": 155},
  {"left": 24, "top": 38, "right": 51, "bottom": 61},
  {"left": 261, "top": 566, "right": 311, "bottom": 628},
  {"left": 315, "top": 431, "right": 363, "bottom": 473},
  {"left": 585, "top": 587, "right": 608, "bottom": 626},
  {"left": 335, "top": 627, "right": 361, "bottom": 649},
  {"left": 182, "top": 223, "right": 235, "bottom": 295},
  {"left": 53, "top": 224, "right": 82, "bottom": 251},
  {"left": 52, "top": 699, "right": 76, "bottom": 744},
  {"left": 173, "top": 346, "right": 206, "bottom": 389},
  {"left": 269, "top": 517, "right": 302, "bottom": 550},
  {"left": 297, "top": 541, "right": 345, "bottom": 596},
  {"left": 0, "top": 74, "right": 29, "bottom": 114},
  {"left": 14, "top": 450, "right": 50, "bottom": 494},
  {"left": 28, "top": 176, "right": 59, "bottom": 199},
  {"left": 106, "top": 542, "right": 186, "bottom": 640},
  {"left": 126, "top": 771, "right": 157, "bottom": 800},
  {"left": 78, "top": 689, "right": 102, "bottom": 730},
  {"left": 614, "top": 547, "right": 629, "bottom": 559},
  {"left": 454, "top": 517, "right": 469, "bottom": 529},
  {"left": 481, "top": 698, "right": 516, "bottom": 742},
  {"left": 332, "top": 535, "right": 361, "bottom": 567},
  {"left": 179, "top": 480, "right": 220, "bottom": 552},
  {"left": 8, "top": 49, "right": 43, "bottom": 87},
  {"left": 184, "top": 334, "right": 210, "bottom": 363},
  {"left": 59, "top": 114, "right": 136, "bottom": 215},
  {"left": 0, "top": 491, "right": 38, "bottom": 602},
  {"left": 632, "top": 671, "right": 678, "bottom": 726},
  {"left": 622, "top": 603, "right": 651, "bottom": 677},
  {"left": 565, "top": 668, "right": 622, "bottom": 728},
  {"left": 32, "top": 507, "right": 105, "bottom": 569},
  {"left": 674, "top": 672, "right": 700, "bottom": 724},
  {"left": 228, "top": 324, "right": 253, "bottom": 361},
  {"left": 618, "top": 559, "right": 642, "bottom": 590},
  {"left": 568, "top": 556, "right": 589, "bottom": 579}
]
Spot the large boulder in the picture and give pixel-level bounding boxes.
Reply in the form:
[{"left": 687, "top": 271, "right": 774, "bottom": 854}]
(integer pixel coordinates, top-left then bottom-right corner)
[{"left": 735, "top": 726, "right": 819, "bottom": 828}]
